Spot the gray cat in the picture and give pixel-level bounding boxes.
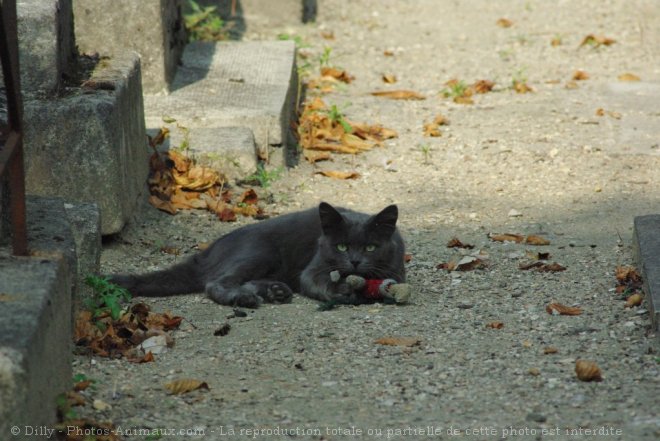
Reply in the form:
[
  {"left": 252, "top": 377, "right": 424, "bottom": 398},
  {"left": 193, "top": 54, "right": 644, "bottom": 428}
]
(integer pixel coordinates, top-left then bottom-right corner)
[{"left": 110, "top": 202, "right": 405, "bottom": 308}]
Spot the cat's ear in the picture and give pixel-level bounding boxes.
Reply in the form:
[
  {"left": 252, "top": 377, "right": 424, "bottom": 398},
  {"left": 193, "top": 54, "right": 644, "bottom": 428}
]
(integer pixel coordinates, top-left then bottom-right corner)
[
  {"left": 319, "top": 202, "right": 344, "bottom": 235},
  {"left": 367, "top": 205, "right": 398, "bottom": 238}
]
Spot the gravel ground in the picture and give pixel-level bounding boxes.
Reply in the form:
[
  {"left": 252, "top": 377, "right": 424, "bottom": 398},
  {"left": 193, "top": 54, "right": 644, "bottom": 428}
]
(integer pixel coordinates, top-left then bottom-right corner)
[{"left": 74, "top": 1, "right": 659, "bottom": 440}]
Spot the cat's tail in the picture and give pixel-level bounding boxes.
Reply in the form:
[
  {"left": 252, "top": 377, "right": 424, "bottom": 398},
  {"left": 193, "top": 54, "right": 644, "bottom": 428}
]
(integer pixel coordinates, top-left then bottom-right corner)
[{"left": 108, "top": 260, "right": 204, "bottom": 297}]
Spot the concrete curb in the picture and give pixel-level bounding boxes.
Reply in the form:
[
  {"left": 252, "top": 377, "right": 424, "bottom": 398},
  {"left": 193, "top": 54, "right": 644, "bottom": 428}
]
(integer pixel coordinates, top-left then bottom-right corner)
[
  {"left": 0, "top": 197, "right": 78, "bottom": 437},
  {"left": 144, "top": 40, "right": 298, "bottom": 174},
  {"left": 633, "top": 214, "right": 660, "bottom": 332}
]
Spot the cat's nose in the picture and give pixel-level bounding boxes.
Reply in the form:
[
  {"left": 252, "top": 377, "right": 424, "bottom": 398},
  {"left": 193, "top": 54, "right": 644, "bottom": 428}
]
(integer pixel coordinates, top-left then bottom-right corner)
[{"left": 351, "top": 260, "right": 361, "bottom": 269}]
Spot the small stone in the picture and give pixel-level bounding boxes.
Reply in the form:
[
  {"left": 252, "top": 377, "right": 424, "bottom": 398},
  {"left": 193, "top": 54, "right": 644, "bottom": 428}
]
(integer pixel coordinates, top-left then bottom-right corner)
[{"left": 526, "top": 412, "right": 547, "bottom": 423}]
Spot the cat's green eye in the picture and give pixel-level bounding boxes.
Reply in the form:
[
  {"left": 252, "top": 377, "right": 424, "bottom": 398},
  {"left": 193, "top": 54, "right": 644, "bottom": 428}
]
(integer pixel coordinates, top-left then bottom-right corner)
[
  {"left": 336, "top": 244, "right": 348, "bottom": 252},
  {"left": 365, "top": 244, "right": 377, "bottom": 252}
]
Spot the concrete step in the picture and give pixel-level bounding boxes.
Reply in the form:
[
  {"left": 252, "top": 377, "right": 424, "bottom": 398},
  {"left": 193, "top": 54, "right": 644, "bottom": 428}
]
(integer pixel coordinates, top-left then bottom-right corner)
[
  {"left": 0, "top": 196, "right": 97, "bottom": 436},
  {"left": 633, "top": 215, "right": 660, "bottom": 333},
  {"left": 144, "top": 40, "right": 298, "bottom": 177},
  {"left": 23, "top": 51, "right": 150, "bottom": 235}
]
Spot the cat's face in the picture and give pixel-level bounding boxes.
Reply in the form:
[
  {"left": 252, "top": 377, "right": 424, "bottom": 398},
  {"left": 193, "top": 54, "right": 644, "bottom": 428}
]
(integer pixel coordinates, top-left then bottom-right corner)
[{"left": 317, "top": 203, "right": 401, "bottom": 279}]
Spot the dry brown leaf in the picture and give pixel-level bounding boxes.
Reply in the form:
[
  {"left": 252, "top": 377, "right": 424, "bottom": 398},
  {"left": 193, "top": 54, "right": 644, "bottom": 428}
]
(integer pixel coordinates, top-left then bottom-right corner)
[
  {"left": 148, "top": 127, "right": 170, "bottom": 149},
  {"left": 164, "top": 379, "right": 209, "bottom": 395},
  {"left": 575, "top": 359, "right": 603, "bottom": 382},
  {"left": 551, "top": 36, "right": 562, "bottom": 46},
  {"left": 489, "top": 233, "right": 524, "bottom": 243},
  {"left": 496, "top": 18, "right": 513, "bottom": 28},
  {"left": 596, "top": 108, "right": 606, "bottom": 117},
  {"left": 320, "top": 30, "right": 335, "bottom": 40},
  {"left": 486, "top": 321, "right": 504, "bottom": 329},
  {"left": 383, "top": 49, "right": 394, "bottom": 56},
  {"left": 543, "top": 346, "right": 559, "bottom": 355},
  {"left": 382, "top": 74, "right": 397, "bottom": 84},
  {"left": 423, "top": 122, "right": 442, "bottom": 137},
  {"left": 618, "top": 73, "right": 640, "bottom": 82},
  {"left": 446, "top": 237, "right": 474, "bottom": 249},
  {"left": 513, "top": 81, "right": 533, "bottom": 94},
  {"left": 303, "top": 149, "right": 331, "bottom": 163},
  {"left": 625, "top": 293, "right": 643, "bottom": 308},
  {"left": 404, "top": 253, "right": 413, "bottom": 263},
  {"left": 579, "top": 34, "right": 616, "bottom": 48},
  {"left": 371, "top": 90, "right": 426, "bottom": 100},
  {"left": 538, "top": 262, "right": 567, "bottom": 272},
  {"left": 615, "top": 266, "right": 642, "bottom": 284},
  {"left": 149, "top": 195, "right": 177, "bottom": 215},
  {"left": 472, "top": 79, "right": 495, "bottom": 94},
  {"left": 320, "top": 66, "right": 353, "bottom": 83},
  {"left": 546, "top": 302, "right": 583, "bottom": 316},
  {"left": 525, "top": 235, "right": 550, "bottom": 246},
  {"left": 439, "top": 255, "right": 487, "bottom": 272},
  {"left": 573, "top": 70, "right": 590, "bottom": 81},
  {"left": 315, "top": 170, "right": 360, "bottom": 180},
  {"left": 565, "top": 80, "right": 579, "bottom": 89},
  {"left": 453, "top": 95, "right": 474, "bottom": 105},
  {"left": 375, "top": 337, "right": 421, "bottom": 347}
]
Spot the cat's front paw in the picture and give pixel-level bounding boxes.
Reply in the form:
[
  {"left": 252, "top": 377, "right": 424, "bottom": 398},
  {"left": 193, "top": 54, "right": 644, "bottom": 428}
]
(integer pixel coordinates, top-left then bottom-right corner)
[{"left": 259, "top": 282, "right": 293, "bottom": 304}]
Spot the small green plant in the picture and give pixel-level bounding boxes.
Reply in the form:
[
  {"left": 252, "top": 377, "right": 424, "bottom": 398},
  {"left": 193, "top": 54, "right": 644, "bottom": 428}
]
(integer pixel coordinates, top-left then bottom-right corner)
[
  {"left": 162, "top": 116, "right": 191, "bottom": 153},
  {"left": 184, "top": 0, "right": 226, "bottom": 42},
  {"left": 319, "top": 46, "right": 333, "bottom": 68},
  {"left": 419, "top": 143, "right": 433, "bottom": 164},
  {"left": 441, "top": 80, "right": 469, "bottom": 99},
  {"left": 327, "top": 104, "right": 353, "bottom": 133},
  {"left": 56, "top": 393, "right": 78, "bottom": 420},
  {"left": 245, "top": 164, "right": 282, "bottom": 188},
  {"left": 84, "top": 275, "right": 132, "bottom": 321},
  {"left": 511, "top": 68, "right": 528, "bottom": 87}
]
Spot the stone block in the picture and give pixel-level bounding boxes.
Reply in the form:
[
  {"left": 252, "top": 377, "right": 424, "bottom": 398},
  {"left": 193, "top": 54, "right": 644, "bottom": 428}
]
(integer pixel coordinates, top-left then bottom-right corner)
[
  {"left": 144, "top": 40, "right": 298, "bottom": 172},
  {"left": 64, "top": 201, "right": 101, "bottom": 303},
  {"left": 0, "top": 196, "right": 76, "bottom": 437},
  {"left": 16, "top": 0, "right": 77, "bottom": 96},
  {"left": 73, "top": 0, "right": 187, "bottom": 93},
  {"left": 151, "top": 126, "right": 257, "bottom": 180},
  {"left": 633, "top": 214, "right": 660, "bottom": 332},
  {"left": 23, "top": 52, "right": 150, "bottom": 235},
  {"left": 188, "top": 0, "right": 317, "bottom": 28}
]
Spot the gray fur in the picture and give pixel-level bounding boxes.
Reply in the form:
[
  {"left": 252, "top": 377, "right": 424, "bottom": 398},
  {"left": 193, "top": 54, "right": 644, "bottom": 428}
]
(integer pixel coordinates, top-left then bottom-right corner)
[{"left": 110, "top": 202, "right": 405, "bottom": 308}]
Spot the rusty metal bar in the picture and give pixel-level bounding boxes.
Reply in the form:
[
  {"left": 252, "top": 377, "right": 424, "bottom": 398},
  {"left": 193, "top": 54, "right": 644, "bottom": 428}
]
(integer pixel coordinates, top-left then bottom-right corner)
[{"left": 0, "top": 0, "right": 28, "bottom": 256}]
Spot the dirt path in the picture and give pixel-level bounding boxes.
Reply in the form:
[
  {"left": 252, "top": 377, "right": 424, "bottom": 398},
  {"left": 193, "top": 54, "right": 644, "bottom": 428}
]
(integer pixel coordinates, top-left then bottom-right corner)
[{"left": 76, "top": 1, "right": 659, "bottom": 440}]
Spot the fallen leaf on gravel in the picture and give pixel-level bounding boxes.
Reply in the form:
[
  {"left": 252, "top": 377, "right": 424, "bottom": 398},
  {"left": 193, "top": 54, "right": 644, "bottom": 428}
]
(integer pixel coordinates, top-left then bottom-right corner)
[
  {"left": 489, "top": 233, "right": 524, "bottom": 243},
  {"left": 543, "top": 346, "right": 559, "bottom": 354},
  {"left": 382, "top": 73, "right": 397, "bottom": 83},
  {"left": 375, "top": 337, "right": 421, "bottom": 347},
  {"left": 320, "top": 66, "right": 354, "bottom": 83},
  {"left": 525, "top": 235, "right": 550, "bottom": 245},
  {"left": 164, "top": 379, "right": 210, "bottom": 395},
  {"left": 320, "top": 30, "right": 335, "bottom": 40},
  {"left": 315, "top": 170, "right": 360, "bottom": 180},
  {"left": 572, "top": 70, "right": 590, "bottom": 80},
  {"left": 148, "top": 195, "right": 177, "bottom": 215},
  {"left": 423, "top": 122, "right": 442, "bottom": 137},
  {"left": 614, "top": 266, "right": 643, "bottom": 293},
  {"left": 546, "top": 302, "right": 582, "bottom": 316},
  {"left": 73, "top": 380, "right": 93, "bottom": 391},
  {"left": 303, "top": 149, "right": 332, "bottom": 163},
  {"left": 565, "top": 80, "right": 579, "bottom": 89},
  {"left": 551, "top": 36, "right": 562, "bottom": 46},
  {"left": 404, "top": 253, "right": 413, "bottom": 263},
  {"left": 496, "top": 18, "right": 513, "bottom": 28},
  {"left": 519, "top": 262, "right": 566, "bottom": 272},
  {"left": 575, "top": 359, "right": 603, "bottom": 382},
  {"left": 526, "top": 251, "right": 551, "bottom": 260},
  {"left": 438, "top": 254, "right": 487, "bottom": 272},
  {"left": 579, "top": 34, "right": 616, "bottom": 48},
  {"left": 528, "top": 368, "right": 541, "bottom": 376},
  {"left": 486, "top": 321, "right": 504, "bottom": 329},
  {"left": 370, "top": 90, "right": 426, "bottom": 100},
  {"left": 618, "top": 73, "right": 640, "bottom": 82},
  {"left": 472, "top": 79, "right": 495, "bottom": 94},
  {"left": 513, "top": 80, "right": 533, "bottom": 94},
  {"left": 624, "top": 293, "right": 643, "bottom": 308},
  {"left": 446, "top": 237, "right": 474, "bottom": 249}
]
